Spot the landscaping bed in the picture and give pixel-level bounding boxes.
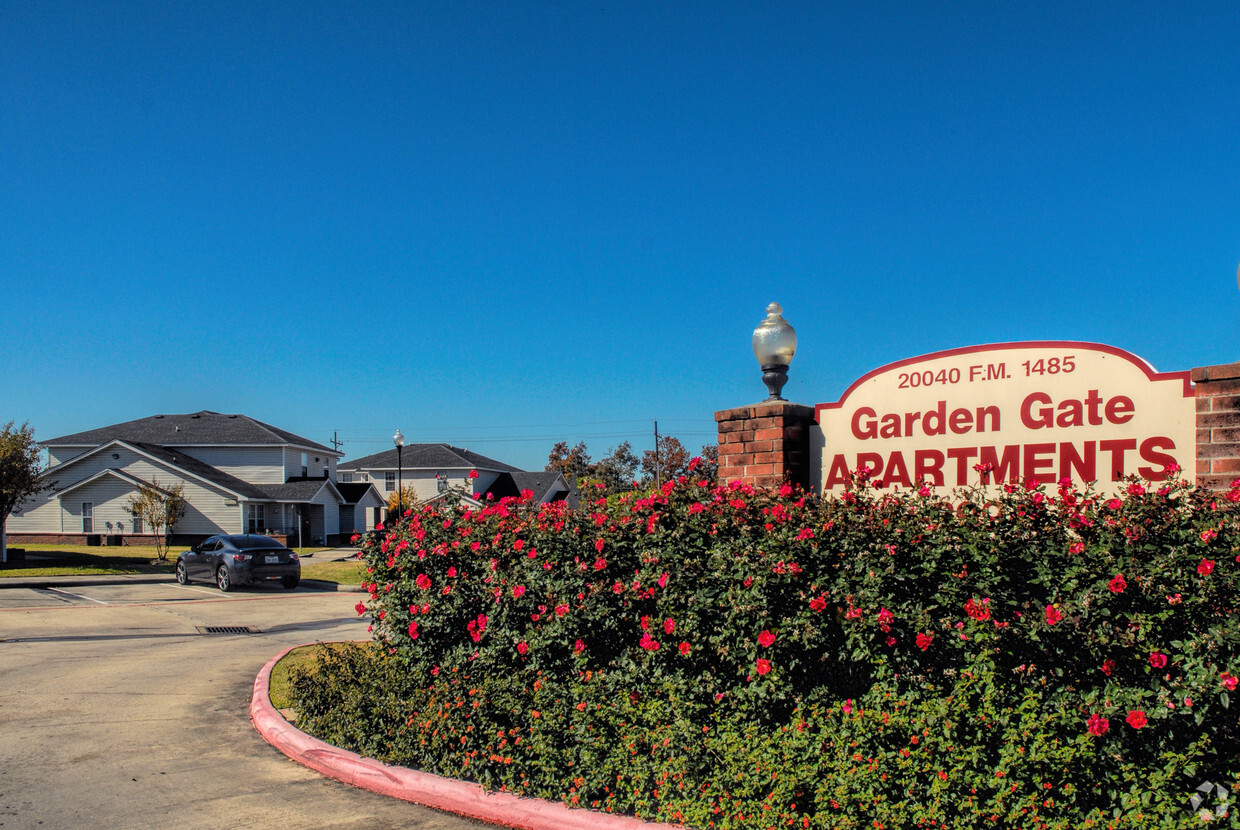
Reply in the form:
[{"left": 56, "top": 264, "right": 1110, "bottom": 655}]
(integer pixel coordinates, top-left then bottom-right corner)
[{"left": 287, "top": 473, "right": 1240, "bottom": 828}]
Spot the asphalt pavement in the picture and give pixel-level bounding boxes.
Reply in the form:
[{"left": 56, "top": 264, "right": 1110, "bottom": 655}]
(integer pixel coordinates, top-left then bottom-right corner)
[{"left": 0, "top": 579, "right": 487, "bottom": 830}]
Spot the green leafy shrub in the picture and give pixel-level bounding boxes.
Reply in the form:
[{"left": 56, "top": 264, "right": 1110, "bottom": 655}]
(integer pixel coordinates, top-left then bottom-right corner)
[{"left": 290, "top": 470, "right": 1240, "bottom": 828}]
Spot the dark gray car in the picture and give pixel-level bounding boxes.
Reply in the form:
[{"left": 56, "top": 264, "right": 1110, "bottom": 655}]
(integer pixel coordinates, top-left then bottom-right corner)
[{"left": 176, "top": 534, "right": 300, "bottom": 591}]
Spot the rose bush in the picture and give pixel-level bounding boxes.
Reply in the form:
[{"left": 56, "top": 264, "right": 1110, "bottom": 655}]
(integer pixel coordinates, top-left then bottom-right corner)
[{"left": 291, "top": 471, "right": 1240, "bottom": 828}]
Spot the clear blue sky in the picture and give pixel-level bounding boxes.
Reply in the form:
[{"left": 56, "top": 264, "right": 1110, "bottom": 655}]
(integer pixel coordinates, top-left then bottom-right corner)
[{"left": 3, "top": 2, "right": 1238, "bottom": 470}]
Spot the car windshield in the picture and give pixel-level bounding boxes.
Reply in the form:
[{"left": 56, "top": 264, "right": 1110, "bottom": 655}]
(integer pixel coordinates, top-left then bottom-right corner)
[{"left": 233, "top": 536, "right": 284, "bottom": 550}]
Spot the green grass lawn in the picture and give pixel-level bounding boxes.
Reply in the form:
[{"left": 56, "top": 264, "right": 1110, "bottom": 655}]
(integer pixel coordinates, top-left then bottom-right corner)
[
  {"left": 299, "top": 558, "right": 366, "bottom": 584},
  {"left": 0, "top": 544, "right": 363, "bottom": 584}
]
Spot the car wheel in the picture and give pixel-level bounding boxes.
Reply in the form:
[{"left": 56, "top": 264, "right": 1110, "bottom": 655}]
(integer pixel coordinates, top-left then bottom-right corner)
[
  {"left": 281, "top": 575, "right": 300, "bottom": 590},
  {"left": 216, "top": 566, "right": 233, "bottom": 592},
  {"left": 175, "top": 561, "right": 189, "bottom": 585}
]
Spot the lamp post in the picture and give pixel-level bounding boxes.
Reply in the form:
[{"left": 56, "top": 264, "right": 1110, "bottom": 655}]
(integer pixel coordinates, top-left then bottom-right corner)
[
  {"left": 752, "top": 302, "right": 797, "bottom": 401},
  {"left": 393, "top": 429, "right": 405, "bottom": 519}
]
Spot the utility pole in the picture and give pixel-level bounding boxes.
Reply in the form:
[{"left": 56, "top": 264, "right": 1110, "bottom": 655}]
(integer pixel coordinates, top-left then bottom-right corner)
[
  {"left": 329, "top": 431, "right": 343, "bottom": 452},
  {"left": 654, "top": 420, "right": 661, "bottom": 489}
]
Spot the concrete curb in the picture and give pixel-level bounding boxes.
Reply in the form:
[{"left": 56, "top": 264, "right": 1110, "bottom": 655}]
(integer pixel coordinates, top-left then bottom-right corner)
[
  {"left": 250, "top": 644, "right": 681, "bottom": 830},
  {"left": 299, "top": 579, "right": 367, "bottom": 593}
]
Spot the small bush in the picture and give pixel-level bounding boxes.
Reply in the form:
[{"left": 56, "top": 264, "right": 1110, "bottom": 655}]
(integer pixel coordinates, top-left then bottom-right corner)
[{"left": 291, "top": 471, "right": 1240, "bottom": 828}]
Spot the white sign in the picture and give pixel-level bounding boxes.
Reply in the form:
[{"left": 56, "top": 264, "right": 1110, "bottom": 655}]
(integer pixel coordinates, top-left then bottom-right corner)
[{"left": 811, "top": 342, "right": 1194, "bottom": 493}]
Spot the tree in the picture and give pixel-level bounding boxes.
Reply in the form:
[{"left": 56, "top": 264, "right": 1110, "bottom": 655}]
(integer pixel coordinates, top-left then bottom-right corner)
[
  {"left": 640, "top": 435, "right": 691, "bottom": 485},
  {"left": 0, "top": 421, "right": 51, "bottom": 565},
  {"left": 592, "top": 441, "right": 640, "bottom": 491},
  {"left": 546, "top": 441, "right": 592, "bottom": 482},
  {"left": 129, "top": 478, "right": 187, "bottom": 561},
  {"left": 697, "top": 443, "right": 719, "bottom": 484},
  {"left": 386, "top": 485, "right": 418, "bottom": 518}
]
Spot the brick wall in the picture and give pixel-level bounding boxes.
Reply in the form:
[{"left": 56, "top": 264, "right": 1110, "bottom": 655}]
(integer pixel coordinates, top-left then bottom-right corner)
[
  {"left": 715, "top": 401, "right": 815, "bottom": 491},
  {"left": 1193, "top": 360, "right": 1240, "bottom": 490}
]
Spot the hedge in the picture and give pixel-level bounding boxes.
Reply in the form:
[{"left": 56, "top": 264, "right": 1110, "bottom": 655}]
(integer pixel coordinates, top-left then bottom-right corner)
[{"left": 290, "top": 469, "right": 1240, "bottom": 828}]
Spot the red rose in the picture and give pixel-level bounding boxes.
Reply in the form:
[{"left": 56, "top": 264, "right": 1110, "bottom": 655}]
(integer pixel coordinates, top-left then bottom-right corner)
[
  {"left": 408, "top": 621, "right": 418, "bottom": 639},
  {"left": 517, "top": 642, "right": 528, "bottom": 655},
  {"left": 758, "top": 630, "right": 776, "bottom": 648},
  {"left": 663, "top": 618, "right": 676, "bottom": 635},
  {"left": 1126, "top": 710, "right": 1147, "bottom": 729},
  {"left": 1108, "top": 574, "right": 1126, "bottom": 593},
  {"left": 755, "top": 658, "right": 771, "bottom": 675},
  {"left": 1149, "top": 651, "right": 1167, "bottom": 669},
  {"left": 1086, "top": 714, "right": 1108, "bottom": 736},
  {"left": 809, "top": 596, "right": 827, "bottom": 612},
  {"left": 1045, "top": 604, "right": 1062, "bottom": 626},
  {"left": 916, "top": 632, "right": 933, "bottom": 651},
  {"left": 1198, "top": 559, "right": 1215, "bottom": 575},
  {"left": 415, "top": 573, "right": 432, "bottom": 590},
  {"left": 678, "top": 642, "right": 691, "bottom": 655}
]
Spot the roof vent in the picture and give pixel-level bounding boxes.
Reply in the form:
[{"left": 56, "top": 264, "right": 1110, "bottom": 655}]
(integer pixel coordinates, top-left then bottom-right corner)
[
  {"left": 191, "top": 414, "right": 200, "bottom": 419},
  {"left": 155, "top": 415, "right": 164, "bottom": 419}
]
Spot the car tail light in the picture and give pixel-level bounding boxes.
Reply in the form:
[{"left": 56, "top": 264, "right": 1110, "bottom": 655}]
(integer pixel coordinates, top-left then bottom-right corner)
[
  {"left": 232, "top": 554, "right": 252, "bottom": 562},
  {"left": 288, "top": 553, "right": 299, "bottom": 560}
]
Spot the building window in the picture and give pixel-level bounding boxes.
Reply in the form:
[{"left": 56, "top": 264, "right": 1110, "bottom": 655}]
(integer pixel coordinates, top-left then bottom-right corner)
[
  {"left": 301, "top": 452, "right": 308, "bottom": 478},
  {"left": 436, "top": 471, "right": 448, "bottom": 493},
  {"left": 341, "top": 472, "right": 353, "bottom": 483},
  {"left": 82, "top": 502, "right": 93, "bottom": 533},
  {"left": 385, "top": 472, "right": 396, "bottom": 492},
  {"left": 132, "top": 514, "right": 144, "bottom": 534},
  {"left": 248, "top": 504, "right": 265, "bottom": 534}
]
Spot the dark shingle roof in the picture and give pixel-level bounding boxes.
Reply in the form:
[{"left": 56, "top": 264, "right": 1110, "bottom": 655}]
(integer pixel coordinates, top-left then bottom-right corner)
[
  {"left": 46, "top": 411, "right": 336, "bottom": 454},
  {"left": 337, "top": 482, "right": 380, "bottom": 504},
  {"left": 471, "top": 471, "right": 577, "bottom": 508},
  {"left": 261, "top": 480, "right": 342, "bottom": 503},
  {"left": 339, "top": 444, "right": 521, "bottom": 473},
  {"left": 126, "top": 442, "right": 271, "bottom": 500},
  {"left": 511, "top": 471, "right": 565, "bottom": 497}
]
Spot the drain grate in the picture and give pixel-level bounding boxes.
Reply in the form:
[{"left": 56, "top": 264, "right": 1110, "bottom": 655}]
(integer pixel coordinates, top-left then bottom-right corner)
[{"left": 197, "top": 625, "right": 260, "bottom": 635}]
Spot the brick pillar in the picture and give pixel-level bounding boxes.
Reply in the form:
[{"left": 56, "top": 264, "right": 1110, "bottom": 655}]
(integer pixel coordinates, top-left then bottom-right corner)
[
  {"left": 1192, "top": 360, "right": 1240, "bottom": 490},
  {"left": 715, "top": 401, "right": 815, "bottom": 491}
]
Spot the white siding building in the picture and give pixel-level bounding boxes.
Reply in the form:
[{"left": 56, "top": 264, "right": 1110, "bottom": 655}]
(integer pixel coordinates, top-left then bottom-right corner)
[{"left": 8, "top": 411, "right": 380, "bottom": 546}]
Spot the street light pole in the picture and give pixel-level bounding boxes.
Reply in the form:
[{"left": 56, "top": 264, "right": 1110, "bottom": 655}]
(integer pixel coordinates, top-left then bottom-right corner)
[{"left": 393, "top": 429, "right": 405, "bottom": 520}]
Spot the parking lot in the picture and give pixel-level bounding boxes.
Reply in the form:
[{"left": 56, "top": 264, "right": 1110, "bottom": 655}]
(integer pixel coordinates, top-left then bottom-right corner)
[{"left": 0, "top": 580, "right": 487, "bottom": 830}]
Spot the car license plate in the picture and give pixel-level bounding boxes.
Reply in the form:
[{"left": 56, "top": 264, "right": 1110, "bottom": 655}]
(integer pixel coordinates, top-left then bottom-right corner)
[{"left": 265, "top": 555, "right": 281, "bottom": 564}]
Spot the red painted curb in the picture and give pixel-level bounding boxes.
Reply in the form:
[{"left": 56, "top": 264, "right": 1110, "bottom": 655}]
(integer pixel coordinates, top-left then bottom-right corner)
[{"left": 251, "top": 643, "right": 683, "bottom": 830}]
